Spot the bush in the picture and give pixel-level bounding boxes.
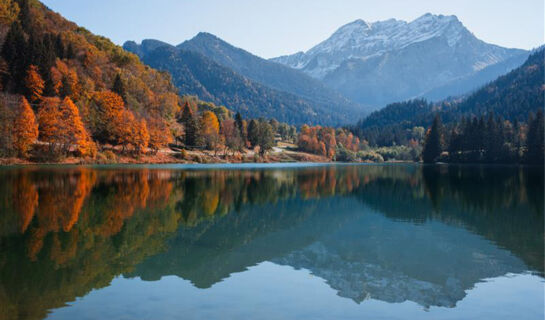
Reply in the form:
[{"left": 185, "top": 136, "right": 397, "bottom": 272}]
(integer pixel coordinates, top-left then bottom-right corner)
[
  {"left": 375, "top": 146, "right": 417, "bottom": 161},
  {"left": 357, "top": 150, "right": 384, "bottom": 162},
  {"left": 335, "top": 145, "right": 358, "bottom": 162}
]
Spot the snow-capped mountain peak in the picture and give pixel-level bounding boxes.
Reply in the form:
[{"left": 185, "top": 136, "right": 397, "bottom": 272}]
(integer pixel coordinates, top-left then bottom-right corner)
[{"left": 270, "top": 13, "right": 526, "bottom": 108}]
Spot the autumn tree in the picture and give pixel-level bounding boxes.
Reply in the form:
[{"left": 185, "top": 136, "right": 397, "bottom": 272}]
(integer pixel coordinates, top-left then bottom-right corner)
[
  {"left": 147, "top": 118, "right": 172, "bottom": 154},
  {"left": 58, "top": 97, "right": 95, "bottom": 157},
  {"left": 25, "top": 65, "right": 44, "bottom": 102},
  {"left": 13, "top": 97, "right": 38, "bottom": 158},
  {"left": 200, "top": 111, "right": 221, "bottom": 151},
  {"left": 90, "top": 91, "right": 125, "bottom": 144},
  {"left": 38, "top": 97, "right": 64, "bottom": 155},
  {"left": 132, "top": 118, "right": 149, "bottom": 155},
  {"left": 0, "top": 101, "right": 15, "bottom": 156},
  {"left": 0, "top": 0, "right": 19, "bottom": 25},
  {"left": 221, "top": 119, "right": 243, "bottom": 155}
]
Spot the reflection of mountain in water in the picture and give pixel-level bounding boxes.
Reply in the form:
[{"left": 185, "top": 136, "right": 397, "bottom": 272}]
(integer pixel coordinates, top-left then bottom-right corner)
[
  {"left": 273, "top": 208, "right": 526, "bottom": 307},
  {"left": 130, "top": 166, "right": 542, "bottom": 308}
]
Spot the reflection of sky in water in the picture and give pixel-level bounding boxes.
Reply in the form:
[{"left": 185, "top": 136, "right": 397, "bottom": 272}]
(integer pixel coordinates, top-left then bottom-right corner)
[
  {"left": 48, "top": 264, "right": 544, "bottom": 320},
  {"left": 1, "top": 164, "right": 542, "bottom": 320}
]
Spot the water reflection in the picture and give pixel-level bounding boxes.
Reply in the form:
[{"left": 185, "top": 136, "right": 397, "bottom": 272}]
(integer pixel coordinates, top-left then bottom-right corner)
[{"left": 0, "top": 164, "right": 542, "bottom": 320}]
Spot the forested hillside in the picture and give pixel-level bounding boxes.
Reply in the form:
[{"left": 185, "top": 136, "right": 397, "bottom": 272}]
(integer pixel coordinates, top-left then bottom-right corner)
[
  {"left": 353, "top": 49, "right": 544, "bottom": 146},
  {"left": 0, "top": 0, "right": 182, "bottom": 159},
  {"left": 177, "top": 32, "right": 362, "bottom": 115},
  {"left": 124, "top": 39, "right": 362, "bottom": 126},
  {"left": 0, "top": 0, "right": 298, "bottom": 163}
]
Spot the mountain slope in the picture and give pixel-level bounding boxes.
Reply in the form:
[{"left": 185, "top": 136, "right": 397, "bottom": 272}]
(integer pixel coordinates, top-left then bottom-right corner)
[
  {"left": 124, "top": 40, "right": 363, "bottom": 125},
  {"left": 420, "top": 51, "right": 530, "bottom": 101},
  {"left": 177, "top": 32, "right": 362, "bottom": 112},
  {"left": 272, "top": 14, "right": 527, "bottom": 108},
  {"left": 124, "top": 41, "right": 355, "bottom": 125},
  {"left": 354, "top": 49, "right": 544, "bottom": 144}
]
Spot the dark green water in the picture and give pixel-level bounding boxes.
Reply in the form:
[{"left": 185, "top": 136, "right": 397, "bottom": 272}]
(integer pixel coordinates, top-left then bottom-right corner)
[{"left": 0, "top": 164, "right": 543, "bottom": 320}]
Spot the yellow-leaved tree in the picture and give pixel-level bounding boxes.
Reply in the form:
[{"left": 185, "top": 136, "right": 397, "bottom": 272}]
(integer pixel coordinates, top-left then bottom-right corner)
[{"left": 200, "top": 111, "right": 221, "bottom": 151}]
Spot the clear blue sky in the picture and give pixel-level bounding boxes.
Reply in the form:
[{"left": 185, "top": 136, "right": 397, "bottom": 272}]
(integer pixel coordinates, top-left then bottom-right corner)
[{"left": 42, "top": 0, "right": 543, "bottom": 59}]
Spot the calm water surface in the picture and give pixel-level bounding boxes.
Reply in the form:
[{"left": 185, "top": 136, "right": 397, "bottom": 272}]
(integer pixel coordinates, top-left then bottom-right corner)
[{"left": 0, "top": 164, "right": 543, "bottom": 320}]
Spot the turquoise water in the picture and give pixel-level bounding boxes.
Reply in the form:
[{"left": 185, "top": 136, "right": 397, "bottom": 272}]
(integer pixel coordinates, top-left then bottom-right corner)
[{"left": 0, "top": 164, "right": 542, "bottom": 319}]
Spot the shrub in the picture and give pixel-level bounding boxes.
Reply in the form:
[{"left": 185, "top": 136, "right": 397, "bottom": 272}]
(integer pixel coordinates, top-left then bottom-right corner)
[
  {"left": 335, "top": 145, "right": 358, "bottom": 162},
  {"left": 357, "top": 150, "right": 384, "bottom": 162}
]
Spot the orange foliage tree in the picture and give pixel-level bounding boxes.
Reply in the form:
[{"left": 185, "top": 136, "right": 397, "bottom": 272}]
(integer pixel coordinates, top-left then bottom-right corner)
[
  {"left": 25, "top": 65, "right": 44, "bottom": 103},
  {"left": 132, "top": 118, "right": 150, "bottom": 154},
  {"left": 90, "top": 91, "right": 125, "bottom": 144},
  {"left": 147, "top": 117, "right": 172, "bottom": 154},
  {"left": 59, "top": 97, "right": 96, "bottom": 157},
  {"left": 38, "top": 98, "right": 64, "bottom": 153},
  {"left": 13, "top": 97, "right": 39, "bottom": 158}
]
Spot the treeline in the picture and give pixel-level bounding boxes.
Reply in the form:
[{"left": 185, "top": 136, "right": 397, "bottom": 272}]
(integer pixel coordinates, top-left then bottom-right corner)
[
  {"left": 422, "top": 111, "right": 544, "bottom": 164},
  {"left": 297, "top": 125, "right": 362, "bottom": 159},
  {"left": 296, "top": 124, "right": 423, "bottom": 162},
  {"left": 177, "top": 99, "right": 297, "bottom": 157}
]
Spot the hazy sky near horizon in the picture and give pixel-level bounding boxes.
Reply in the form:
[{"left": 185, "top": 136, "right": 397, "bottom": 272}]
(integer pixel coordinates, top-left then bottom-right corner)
[{"left": 42, "top": 0, "right": 543, "bottom": 59}]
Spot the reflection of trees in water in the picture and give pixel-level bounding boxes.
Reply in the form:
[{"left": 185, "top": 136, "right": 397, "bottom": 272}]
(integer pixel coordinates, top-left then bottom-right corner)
[{"left": 0, "top": 165, "right": 542, "bottom": 320}]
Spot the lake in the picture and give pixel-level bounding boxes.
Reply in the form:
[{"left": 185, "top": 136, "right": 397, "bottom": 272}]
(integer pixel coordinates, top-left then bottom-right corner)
[{"left": 0, "top": 164, "right": 543, "bottom": 320}]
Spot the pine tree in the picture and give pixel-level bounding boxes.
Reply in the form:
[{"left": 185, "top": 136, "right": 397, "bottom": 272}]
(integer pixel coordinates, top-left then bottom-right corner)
[
  {"left": 13, "top": 97, "right": 38, "bottom": 158},
  {"left": 65, "top": 43, "right": 75, "bottom": 60},
  {"left": 422, "top": 114, "right": 443, "bottom": 163},
  {"left": 54, "top": 34, "right": 65, "bottom": 59},
  {"left": 38, "top": 34, "right": 56, "bottom": 75},
  {"left": 1, "top": 22, "right": 28, "bottom": 92},
  {"left": 15, "top": 0, "right": 32, "bottom": 32},
  {"left": 526, "top": 110, "right": 544, "bottom": 165},
  {"left": 485, "top": 114, "right": 502, "bottom": 162},
  {"left": 179, "top": 102, "right": 198, "bottom": 147},
  {"left": 112, "top": 74, "right": 126, "bottom": 103},
  {"left": 235, "top": 112, "right": 244, "bottom": 139},
  {"left": 247, "top": 119, "right": 259, "bottom": 148}
]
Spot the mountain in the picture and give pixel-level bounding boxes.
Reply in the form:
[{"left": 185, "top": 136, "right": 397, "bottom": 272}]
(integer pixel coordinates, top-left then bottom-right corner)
[
  {"left": 124, "top": 38, "right": 365, "bottom": 126},
  {"left": 272, "top": 14, "right": 527, "bottom": 108},
  {"left": 420, "top": 50, "right": 530, "bottom": 101},
  {"left": 177, "top": 32, "right": 362, "bottom": 112},
  {"left": 353, "top": 49, "right": 544, "bottom": 145},
  {"left": 124, "top": 41, "right": 357, "bottom": 125}
]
